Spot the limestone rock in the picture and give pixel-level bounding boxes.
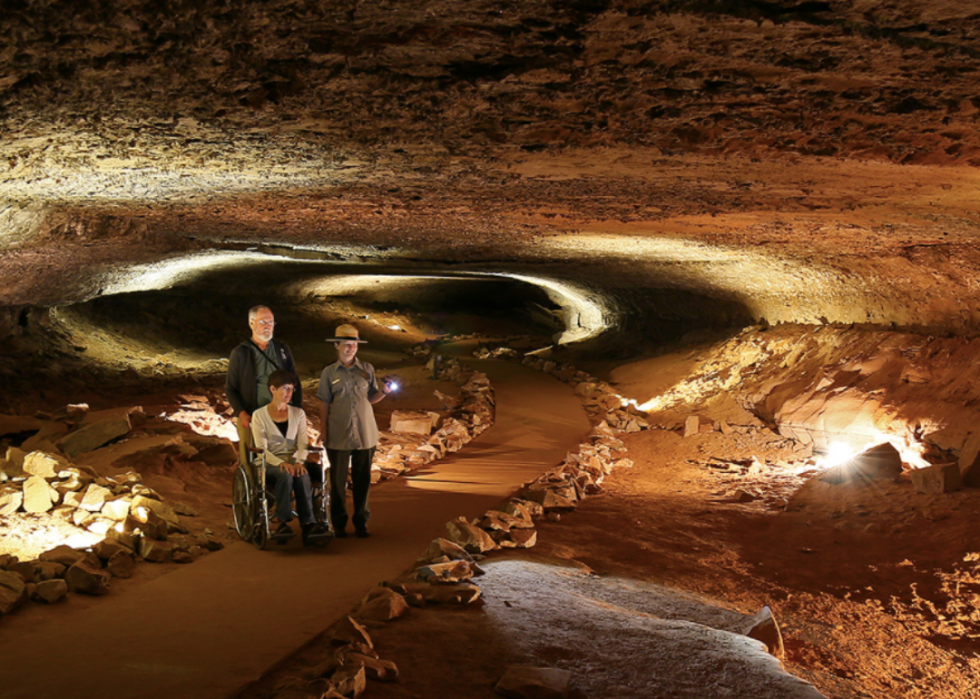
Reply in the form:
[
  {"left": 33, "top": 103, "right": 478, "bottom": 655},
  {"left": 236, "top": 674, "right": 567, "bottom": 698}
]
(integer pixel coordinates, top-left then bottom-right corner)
[
  {"left": 33, "top": 579, "right": 68, "bottom": 604},
  {"left": 8, "top": 560, "right": 36, "bottom": 583},
  {"left": 417, "top": 538, "right": 478, "bottom": 565},
  {"left": 79, "top": 483, "right": 112, "bottom": 512},
  {"left": 446, "top": 517, "right": 497, "bottom": 554},
  {"left": 36, "top": 560, "right": 66, "bottom": 580},
  {"left": 107, "top": 551, "right": 136, "bottom": 578},
  {"left": 509, "top": 528, "right": 537, "bottom": 548},
  {"left": 132, "top": 494, "right": 179, "bottom": 525},
  {"left": 742, "top": 605, "right": 785, "bottom": 659},
  {"left": 495, "top": 667, "right": 572, "bottom": 699},
  {"left": 414, "top": 559, "right": 476, "bottom": 582},
  {"left": 684, "top": 415, "right": 701, "bottom": 438},
  {"left": 56, "top": 409, "right": 133, "bottom": 457},
  {"left": 64, "top": 559, "right": 110, "bottom": 595},
  {"left": 23, "top": 451, "right": 68, "bottom": 478},
  {"left": 909, "top": 462, "right": 962, "bottom": 494},
  {"left": 93, "top": 539, "right": 133, "bottom": 562},
  {"left": 523, "top": 488, "right": 577, "bottom": 512},
  {"left": 355, "top": 586, "right": 410, "bottom": 622},
  {"left": 331, "top": 664, "right": 367, "bottom": 699},
  {"left": 22, "top": 475, "right": 53, "bottom": 513},
  {"left": 139, "top": 538, "right": 173, "bottom": 563},
  {"left": 0, "top": 572, "right": 27, "bottom": 614},
  {"left": 401, "top": 581, "right": 482, "bottom": 605},
  {"left": 330, "top": 616, "right": 374, "bottom": 649},
  {"left": 389, "top": 410, "right": 438, "bottom": 435},
  {"left": 347, "top": 653, "right": 398, "bottom": 682},
  {"left": 39, "top": 545, "right": 85, "bottom": 567},
  {"left": 0, "top": 486, "right": 23, "bottom": 515},
  {"left": 101, "top": 498, "right": 132, "bottom": 520}
]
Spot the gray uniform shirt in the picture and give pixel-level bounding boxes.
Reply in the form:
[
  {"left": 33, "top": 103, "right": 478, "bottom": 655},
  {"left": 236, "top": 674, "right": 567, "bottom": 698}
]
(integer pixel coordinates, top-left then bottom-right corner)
[{"left": 317, "top": 358, "right": 381, "bottom": 450}]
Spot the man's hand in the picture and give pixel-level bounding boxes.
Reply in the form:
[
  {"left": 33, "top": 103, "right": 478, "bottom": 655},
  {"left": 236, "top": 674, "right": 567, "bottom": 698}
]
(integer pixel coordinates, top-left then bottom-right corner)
[
  {"left": 239, "top": 410, "right": 251, "bottom": 429},
  {"left": 281, "top": 460, "right": 305, "bottom": 476}
]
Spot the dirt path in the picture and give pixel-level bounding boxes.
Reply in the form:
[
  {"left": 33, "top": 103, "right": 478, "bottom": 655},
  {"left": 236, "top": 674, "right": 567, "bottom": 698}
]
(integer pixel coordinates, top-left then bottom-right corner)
[{"left": 0, "top": 360, "right": 591, "bottom": 699}]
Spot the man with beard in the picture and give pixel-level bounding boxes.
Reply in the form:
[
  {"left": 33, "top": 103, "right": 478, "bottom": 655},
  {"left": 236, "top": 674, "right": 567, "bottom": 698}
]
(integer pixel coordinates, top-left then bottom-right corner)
[{"left": 226, "top": 305, "right": 302, "bottom": 466}]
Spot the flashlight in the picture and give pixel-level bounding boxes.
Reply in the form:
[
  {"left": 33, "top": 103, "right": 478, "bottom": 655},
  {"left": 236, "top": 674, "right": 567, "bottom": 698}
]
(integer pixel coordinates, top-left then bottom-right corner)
[{"left": 385, "top": 378, "right": 399, "bottom": 392}]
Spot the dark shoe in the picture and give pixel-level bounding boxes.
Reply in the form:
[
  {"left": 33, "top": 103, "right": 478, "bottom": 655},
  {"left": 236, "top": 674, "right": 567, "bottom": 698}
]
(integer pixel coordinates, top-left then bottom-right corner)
[
  {"left": 355, "top": 528, "right": 370, "bottom": 539},
  {"left": 334, "top": 529, "right": 348, "bottom": 538},
  {"left": 273, "top": 522, "right": 295, "bottom": 543},
  {"left": 302, "top": 523, "right": 332, "bottom": 547}
]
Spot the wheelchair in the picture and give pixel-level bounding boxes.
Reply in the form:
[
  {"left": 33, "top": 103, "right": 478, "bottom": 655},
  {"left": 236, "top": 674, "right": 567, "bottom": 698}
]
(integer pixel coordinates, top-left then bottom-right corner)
[{"left": 232, "top": 446, "right": 333, "bottom": 550}]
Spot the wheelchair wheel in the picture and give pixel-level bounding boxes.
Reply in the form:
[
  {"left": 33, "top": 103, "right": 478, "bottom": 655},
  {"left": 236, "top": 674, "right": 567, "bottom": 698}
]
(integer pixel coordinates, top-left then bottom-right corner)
[{"left": 231, "top": 467, "right": 254, "bottom": 540}]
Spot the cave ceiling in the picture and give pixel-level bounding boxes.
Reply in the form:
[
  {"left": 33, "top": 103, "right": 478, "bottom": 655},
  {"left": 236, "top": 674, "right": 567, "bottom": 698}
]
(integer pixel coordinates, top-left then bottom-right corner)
[{"left": 3, "top": 0, "right": 980, "bottom": 336}]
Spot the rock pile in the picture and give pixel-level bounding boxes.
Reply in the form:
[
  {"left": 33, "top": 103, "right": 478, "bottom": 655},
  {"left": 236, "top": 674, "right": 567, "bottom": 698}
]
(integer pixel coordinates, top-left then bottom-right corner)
[
  {"left": 270, "top": 615, "right": 400, "bottom": 699},
  {"left": 0, "top": 406, "right": 224, "bottom": 618},
  {"left": 372, "top": 359, "right": 494, "bottom": 482}
]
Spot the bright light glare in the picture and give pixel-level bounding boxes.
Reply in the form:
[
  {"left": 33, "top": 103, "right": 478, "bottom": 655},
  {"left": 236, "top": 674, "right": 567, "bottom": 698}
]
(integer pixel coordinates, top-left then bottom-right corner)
[{"left": 817, "top": 441, "right": 857, "bottom": 469}]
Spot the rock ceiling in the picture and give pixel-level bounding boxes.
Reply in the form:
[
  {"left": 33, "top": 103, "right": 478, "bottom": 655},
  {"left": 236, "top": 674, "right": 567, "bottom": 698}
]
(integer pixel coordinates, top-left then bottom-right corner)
[{"left": 3, "top": 0, "right": 980, "bottom": 338}]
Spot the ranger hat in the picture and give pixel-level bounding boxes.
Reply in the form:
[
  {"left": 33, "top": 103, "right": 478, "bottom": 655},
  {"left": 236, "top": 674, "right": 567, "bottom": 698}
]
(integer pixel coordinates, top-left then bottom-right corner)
[{"left": 326, "top": 324, "right": 368, "bottom": 343}]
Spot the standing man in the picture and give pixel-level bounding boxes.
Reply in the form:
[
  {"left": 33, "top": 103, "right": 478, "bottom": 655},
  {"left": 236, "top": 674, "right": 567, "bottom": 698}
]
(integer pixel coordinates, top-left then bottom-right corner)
[
  {"left": 226, "top": 305, "right": 303, "bottom": 466},
  {"left": 317, "top": 324, "right": 392, "bottom": 538}
]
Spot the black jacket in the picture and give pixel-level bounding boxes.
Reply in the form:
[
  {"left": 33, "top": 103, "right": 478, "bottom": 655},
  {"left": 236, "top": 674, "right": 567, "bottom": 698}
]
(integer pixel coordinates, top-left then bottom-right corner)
[{"left": 225, "top": 338, "right": 302, "bottom": 416}]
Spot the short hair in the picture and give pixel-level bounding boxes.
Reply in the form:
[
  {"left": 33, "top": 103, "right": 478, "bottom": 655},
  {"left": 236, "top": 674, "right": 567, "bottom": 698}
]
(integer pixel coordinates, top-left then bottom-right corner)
[
  {"left": 248, "top": 305, "right": 271, "bottom": 322},
  {"left": 268, "top": 369, "right": 298, "bottom": 390}
]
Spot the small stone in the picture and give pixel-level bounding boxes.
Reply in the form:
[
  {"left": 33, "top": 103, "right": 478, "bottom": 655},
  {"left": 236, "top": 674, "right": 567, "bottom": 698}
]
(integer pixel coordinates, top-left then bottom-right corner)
[
  {"left": 107, "top": 550, "right": 136, "bottom": 578},
  {"left": 8, "top": 560, "right": 36, "bottom": 583},
  {"left": 331, "top": 664, "right": 366, "bottom": 699},
  {"left": 495, "top": 666, "right": 572, "bottom": 699},
  {"left": 64, "top": 559, "right": 110, "bottom": 595},
  {"left": 139, "top": 538, "right": 173, "bottom": 563},
  {"left": 22, "top": 475, "right": 53, "bottom": 513},
  {"left": 355, "top": 586, "right": 410, "bottom": 622},
  {"left": 93, "top": 539, "right": 133, "bottom": 562},
  {"left": 683, "top": 415, "right": 701, "bottom": 438},
  {"left": 909, "top": 462, "right": 962, "bottom": 494},
  {"left": 330, "top": 616, "right": 374, "bottom": 649},
  {"left": 416, "top": 538, "right": 478, "bottom": 565},
  {"left": 347, "top": 653, "right": 399, "bottom": 682},
  {"left": 173, "top": 502, "right": 199, "bottom": 517},
  {"left": 414, "top": 559, "right": 475, "bottom": 583},
  {"left": 401, "top": 582, "right": 481, "bottom": 605},
  {"left": 33, "top": 579, "right": 68, "bottom": 604},
  {"left": 0, "top": 486, "right": 23, "bottom": 515},
  {"left": 132, "top": 495, "right": 179, "bottom": 525},
  {"left": 36, "top": 561, "right": 65, "bottom": 580},
  {"left": 445, "top": 517, "right": 497, "bottom": 554},
  {"left": 79, "top": 483, "right": 112, "bottom": 512},
  {"left": 39, "top": 545, "right": 85, "bottom": 567},
  {"left": 101, "top": 498, "right": 132, "bottom": 520},
  {"left": 509, "top": 529, "right": 537, "bottom": 548},
  {"left": 56, "top": 410, "right": 133, "bottom": 457},
  {"left": 22, "top": 451, "right": 67, "bottom": 479}
]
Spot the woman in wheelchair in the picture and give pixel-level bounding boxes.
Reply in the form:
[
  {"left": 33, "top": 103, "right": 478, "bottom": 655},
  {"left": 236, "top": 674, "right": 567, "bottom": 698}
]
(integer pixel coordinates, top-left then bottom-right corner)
[{"left": 251, "top": 370, "right": 331, "bottom": 545}]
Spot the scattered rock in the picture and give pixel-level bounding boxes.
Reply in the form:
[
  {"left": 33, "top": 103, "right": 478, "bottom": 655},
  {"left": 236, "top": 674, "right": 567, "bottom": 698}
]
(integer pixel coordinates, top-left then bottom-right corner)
[
  {"left": 330, "top": 616, "right": 374, "bottom": 649},
  {"left": 56, "top": 408, "right": 134, "bottom": 457},
  {"left": 446, "top": 517, "right": 497, "bottom": 554},
  {"left": 22, "top": 451, "right": 67, "bottom": 479},
  {"left": 64, "top": 559, "right": 110, "bottom": 595},
  {"left": 683, "top": 415, "right": 701, "bottom": 438},
  {"left": 909, "top": 462, "right": 962, "bottom": 494},
  {"left": 79, "top": 483, "right": 113, "bottom": 512},
  {"left": 401, "top": 581, "right": 482, "bottom": 605},
  {"left": 355, "top": 586, "right": 410, "bottom": 622},
  {"left": 22, "top": 475, "right": 54, "bottom": 513},
  {"left": 0, "top": 486, "right": 23, "bottom": 514},
  {"left": 32, "top": 579, "right": 68, "bottom": 604},
  {"left": 39, "top": 545, "right": 85, "bottom": 567},
  {"left": 346, "top": 653, "right": 399, "bottom": 682}
]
